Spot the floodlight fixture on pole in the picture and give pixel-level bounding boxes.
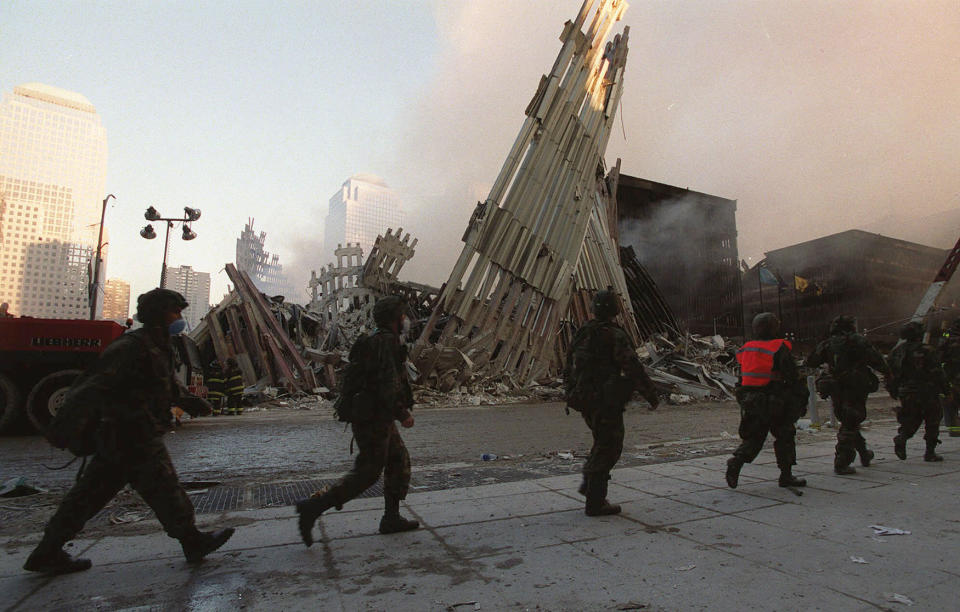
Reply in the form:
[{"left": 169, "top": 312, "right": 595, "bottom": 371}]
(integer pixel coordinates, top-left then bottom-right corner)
[{"left": 138, "top": 205, "right": 202, "bottom": 288}]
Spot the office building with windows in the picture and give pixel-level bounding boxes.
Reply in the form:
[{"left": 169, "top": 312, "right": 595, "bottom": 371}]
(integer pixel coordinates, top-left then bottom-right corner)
[
  {"left": 324, "top": 174, "right": 404, "bottom": 261},
  {"left": 0, "top": 83, "right": 108, "bottom": 318},
  {"left": 164, "top": 265, "right": 211, "bottom": 331},
  {"left": 102, "top": 278, "right": 130, "bottom": 323}
]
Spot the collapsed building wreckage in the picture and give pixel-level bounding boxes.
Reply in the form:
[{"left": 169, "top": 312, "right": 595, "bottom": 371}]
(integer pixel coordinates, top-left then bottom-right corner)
[{"left": 190, "top": 0, "right": 739, "bottom": 404}]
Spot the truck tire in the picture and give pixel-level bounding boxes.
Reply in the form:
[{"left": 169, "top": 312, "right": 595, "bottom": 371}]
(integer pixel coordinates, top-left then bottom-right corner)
[
  {"left": 0, "top": 373, "right": 24, "bottom": 434},
  {"left": 26, "top": 369, "right": 82, "bottom": 433}
]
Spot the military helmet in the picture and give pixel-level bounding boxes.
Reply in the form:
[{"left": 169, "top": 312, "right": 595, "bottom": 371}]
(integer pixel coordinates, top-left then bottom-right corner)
[
  {"left": 592, "top": 290, "right": 618, "bottom": 320},
  {"left": 373, "top": 295, "right": 405, "bottom": 328},
  {"left": 829, "top": 315, "right": 856, "bottom": 335},
  {"left": 900, "top": 321, "right": 924, "bottom": 341},
  {"left": 135, "top": 288, "right": 189, "bottom": 325},
  {"left": 751, "top": 312, "right": 780, "bottom": 340}
]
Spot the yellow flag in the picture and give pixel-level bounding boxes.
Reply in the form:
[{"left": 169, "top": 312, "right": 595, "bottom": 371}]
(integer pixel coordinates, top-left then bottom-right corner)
[{"left": 794, "top": 275, "right": 810, "bottom": 293}]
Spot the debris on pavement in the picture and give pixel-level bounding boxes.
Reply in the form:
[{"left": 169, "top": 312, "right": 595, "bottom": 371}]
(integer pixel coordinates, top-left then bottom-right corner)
[
  {"left": 675, "top": 564, "right": 696, "bottom": 571},
  {"left": 849, "top": 556, "right": 869, "bottom": 564},
  {"left": 870, "top": 525, "right": 912, "bottom": 536},
  {"left": 0, "top": 477, "right": 46, "bottom": 498},
  {"left": 884, "top": 593, "right": 914, "bottom": 606}
]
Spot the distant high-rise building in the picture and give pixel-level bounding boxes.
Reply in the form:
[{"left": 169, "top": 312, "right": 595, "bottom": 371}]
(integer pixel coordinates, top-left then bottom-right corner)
[
  {"left": 324, "top": 174, "right": 403, "bottom": 260},
  {"left": 102, "top": 278, "right": 130, "bottom": 323},
  {"left": 0, "top": 83, "right": 108, "bottom": 319},
  {"left": 164, "top": 265, "right": 211, "bottom": 331},
  {"left": 235, "top": 218, "right": 295, "bottom": 297}
]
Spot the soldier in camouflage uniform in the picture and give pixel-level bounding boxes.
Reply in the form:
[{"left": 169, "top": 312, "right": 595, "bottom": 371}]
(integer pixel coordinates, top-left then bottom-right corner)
[
  {"left": 726, "top": 313, "right": 809, "bottom": 489},
  {"left": 564, "top": 290, "right": 659, "bottom": 516},
  {"left": 296, "top": 296, "right": 418, "bottom": 546},
  {"left": 888, "top": 321, "right": 948, "bottom": 461},
  {"left": 24, "top": 289, "right": 235, "bottom": 575},
  {"left": 936, "top": 318, "right": 960, "bottom": 438},
  {"left": 806, "top": 315, "right": 889, "bottom": 475}
]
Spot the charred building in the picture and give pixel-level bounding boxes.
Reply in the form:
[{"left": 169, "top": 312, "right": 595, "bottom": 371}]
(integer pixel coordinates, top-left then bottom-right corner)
[
  {"left": 616, "top": 175, "right": 742, "bottom": 337},
  {"left": 743, "top": 230, "right": 960, "bottom": 348}
]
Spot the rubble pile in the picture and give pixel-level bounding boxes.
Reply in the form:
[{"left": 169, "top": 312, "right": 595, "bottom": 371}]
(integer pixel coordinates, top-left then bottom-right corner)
[
  {"left": 639, "top": 333, "right": 738, "bottom": 401},
  {"left": 190, "top": 264, "right": 318, "bottom": 394}
]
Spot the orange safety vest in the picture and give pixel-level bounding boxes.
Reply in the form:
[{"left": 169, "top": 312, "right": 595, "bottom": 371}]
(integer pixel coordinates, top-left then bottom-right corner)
[{"left": 737, "top": 339, "right": 792, "bottom": 386}]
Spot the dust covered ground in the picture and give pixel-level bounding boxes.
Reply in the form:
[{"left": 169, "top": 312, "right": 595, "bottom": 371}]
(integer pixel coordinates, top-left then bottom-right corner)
[{"left": 0, "top": 395, "right": 900, "bottom": 540}]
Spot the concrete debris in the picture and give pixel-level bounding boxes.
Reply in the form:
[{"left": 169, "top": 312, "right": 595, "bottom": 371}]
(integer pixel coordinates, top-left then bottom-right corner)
[
  {"left": 870, "top": 525, "right": 911, "bottom": 536},
  {"left": 884, "top": 593, "right": 914, "bottom": 606}
]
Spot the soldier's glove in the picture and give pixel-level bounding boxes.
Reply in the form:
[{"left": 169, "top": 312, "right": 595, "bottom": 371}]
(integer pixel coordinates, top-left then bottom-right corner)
[
  {"left": 643, "top": 390, "right": 660, "bottom": 411},
  {"left": 177, "top": 396, "right": 213, "bottom": 418}
]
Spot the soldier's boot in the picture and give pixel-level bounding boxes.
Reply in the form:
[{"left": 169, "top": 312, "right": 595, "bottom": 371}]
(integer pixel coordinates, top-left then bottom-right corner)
[
  {"left": 893, "top": 435, "right": 907, "bottom": 460},
  {"left": 725, "top": 457, "right": 744, "bottom": 489},
  {"left": 295, "top": 494, "right": 340, "bottom": 547},
  {"left": 857, "top": 445, "right": 875, "bottom": 467},
  {"left": 23, "top": 534, "right": 91, "bottom": 575},
  {"left": 578, "top": 476, "right": 587, "bottom": 496},
  {"left": 778, "top": 467, "right": 807, "bottom": 488},
  {"left": 924, "top": 439, "right": 944, "bottom": 462},
  {"left": 378, "top": 494, "right": 419, "bottom": 534},
  {"left": 585, "top": 475, "right": 621, "bottom": 516},
  {"left": 180, "top": 527, "right": 236, "bottom": 563}
]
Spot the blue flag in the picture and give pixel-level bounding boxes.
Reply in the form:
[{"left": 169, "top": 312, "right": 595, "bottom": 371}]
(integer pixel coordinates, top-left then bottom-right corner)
[{"left": 758, "top": 267, "right": 780, "bottom": 286}]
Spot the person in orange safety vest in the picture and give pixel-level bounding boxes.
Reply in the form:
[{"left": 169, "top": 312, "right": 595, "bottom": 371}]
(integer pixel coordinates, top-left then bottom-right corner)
[{"left": 726, "top": 312, "right": 809, "bottom": 489}]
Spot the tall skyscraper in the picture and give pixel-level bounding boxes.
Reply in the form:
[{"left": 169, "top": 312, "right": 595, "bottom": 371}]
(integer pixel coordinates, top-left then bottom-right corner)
[
  {"left": 164, "top": 265, "right": 211, "bottom": 331},
  {"left": 102, "top": 278, "right": 130, "bottom": 323},
  {"left": 0, "top": 83, "right": 108, "bottom": 319},
  {"left": 324, "top": 174, "right": 404, "bottom": 260}
]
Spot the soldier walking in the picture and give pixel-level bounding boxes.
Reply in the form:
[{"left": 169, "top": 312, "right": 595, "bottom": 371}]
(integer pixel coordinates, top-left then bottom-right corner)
[
  {"left": 295, "top": 296, "right": 418, "bottom": 546},
  {"left": 806, "top": 315, "right": 889, "bottom": 475},
  {"left": 936, "top": 318, "right": 960, "bottom": 438},
  {"left": 887, "top": 321, "right": 948, "bottom": 461},
  {"left": 726, "top": 313, "right": 808, "bottom": 489},
  {"left": 23, "top": 289, "right": 235, "bottom": 575},
  {"left": 564, "top": 290, "right": 659, "bottom": 516}
]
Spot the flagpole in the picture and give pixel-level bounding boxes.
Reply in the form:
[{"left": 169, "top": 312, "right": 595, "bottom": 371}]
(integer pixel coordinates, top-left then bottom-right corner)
[
  {"left": 792, "top": 270, "right": 801, "bottom": 340},
  {"left": 758, "top": 266, "right": 765, "bottom": 311}
]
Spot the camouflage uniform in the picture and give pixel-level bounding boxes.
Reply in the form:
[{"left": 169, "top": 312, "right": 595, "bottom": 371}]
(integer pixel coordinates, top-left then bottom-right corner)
[
  {"left": 806, "top": 317, "right": 888, "bottom": 473},
  {"left": 322, "top": 327, "right": 413, "bottom": 505},
  {"left": 936, "top": 321, "right": 960, "bottom": 437},
  {"left": 564, "top": 291, "right": 658, "bottom": 515},
  {"left": 726, "top": 313, "right": 808, "bottom": 489},
  {"left": 25, "top": 288, "right": 232, "bottom": 575},
  {"left": 731, "top": 345, "right": 805, "bottom": 472},
  {"left": 566, "top": 319, "right": 657, "bottom": 479},
  {"left": 296, "top": 296, "right": 417, "bottom": 544},
  {"left": 41, "top": 329, "right": 198, "bottom": 543},
  {"left": 889, "top": 323, "right": 948, "bottom": 461}
]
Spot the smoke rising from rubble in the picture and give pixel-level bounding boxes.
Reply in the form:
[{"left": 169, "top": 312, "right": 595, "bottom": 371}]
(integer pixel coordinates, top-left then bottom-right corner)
[
  {"left": 377, "top": 0, "right": 960, "bottom": 287},
  {"left": 618, "top": 195, "right": 718, "bottom": 291}
]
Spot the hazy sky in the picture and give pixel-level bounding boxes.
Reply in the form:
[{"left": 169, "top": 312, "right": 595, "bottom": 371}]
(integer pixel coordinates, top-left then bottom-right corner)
[{"left": 2, "top": 0, "right": 958, "bottom": 307}]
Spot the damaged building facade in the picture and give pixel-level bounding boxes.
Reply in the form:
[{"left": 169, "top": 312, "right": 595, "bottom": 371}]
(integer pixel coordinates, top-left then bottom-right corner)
[
  {"left": 743, "top": 229, "right": 960, "bottom": 348},
  {"left": 616, "top": 175, "right": 742, "bottom": 338}
]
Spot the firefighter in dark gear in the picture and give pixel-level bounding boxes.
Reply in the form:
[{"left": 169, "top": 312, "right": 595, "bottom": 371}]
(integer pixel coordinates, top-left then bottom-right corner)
[
  {"left": 564, "top": 289, "right": 659, "bottom": 516},
  {"left": 23, "top": 288, "right": 234, "bottom": 575},
  {"left": 937, "top": 318, "right": 960, "bottom": 438},
  {"left": 206, "top": 360, "right": 225, "bottom": 415},
  {"left": 726, "top": 313, "right": 809, "bottom": 489},
  {"left": 806, "top": 315, "right": 889, "bottom": 475},
  {"left": 888, "top": 321, "right": 948, "bottom": 461},
  {"left": 223, "top": 357, "right": 244, "bottom": 415},
  {"left": 295, "top": 296, "right": 418, "bottom": 546}
]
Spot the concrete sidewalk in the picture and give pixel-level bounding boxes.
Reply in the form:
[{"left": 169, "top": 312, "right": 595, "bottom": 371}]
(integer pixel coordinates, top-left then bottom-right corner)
[{"left": 3, "top": 422, "right": 958, "bottom": 611}]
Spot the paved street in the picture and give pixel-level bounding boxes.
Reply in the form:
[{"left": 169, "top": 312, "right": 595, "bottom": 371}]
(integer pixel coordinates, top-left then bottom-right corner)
[
  {"left": 1, "top": 397, "right": 899, "bottom": 538},
  {"left": 3, "top": 418, "right": 958, "bottom": 611}
]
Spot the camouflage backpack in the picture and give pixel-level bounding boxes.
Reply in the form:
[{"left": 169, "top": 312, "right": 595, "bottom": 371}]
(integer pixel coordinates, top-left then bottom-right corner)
[
  {"left": 333, "top": 333, "right": 379, "bottom": 424},
  {"left": 565, "top": 322, "right": 622, "bottom": 411}
]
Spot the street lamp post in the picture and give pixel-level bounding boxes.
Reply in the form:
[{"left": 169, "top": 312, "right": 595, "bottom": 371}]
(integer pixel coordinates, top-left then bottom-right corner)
[
  {"left": 89, "top": 193, "right": 116, "bottom": 320},
  {"left": 140, "top": 206, "right": 201, "bottom": 288}
]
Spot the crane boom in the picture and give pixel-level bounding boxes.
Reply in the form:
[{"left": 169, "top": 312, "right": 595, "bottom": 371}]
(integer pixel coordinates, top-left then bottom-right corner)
[{"left": 912, "top": 233, "right": 960, "bottom": 322}]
